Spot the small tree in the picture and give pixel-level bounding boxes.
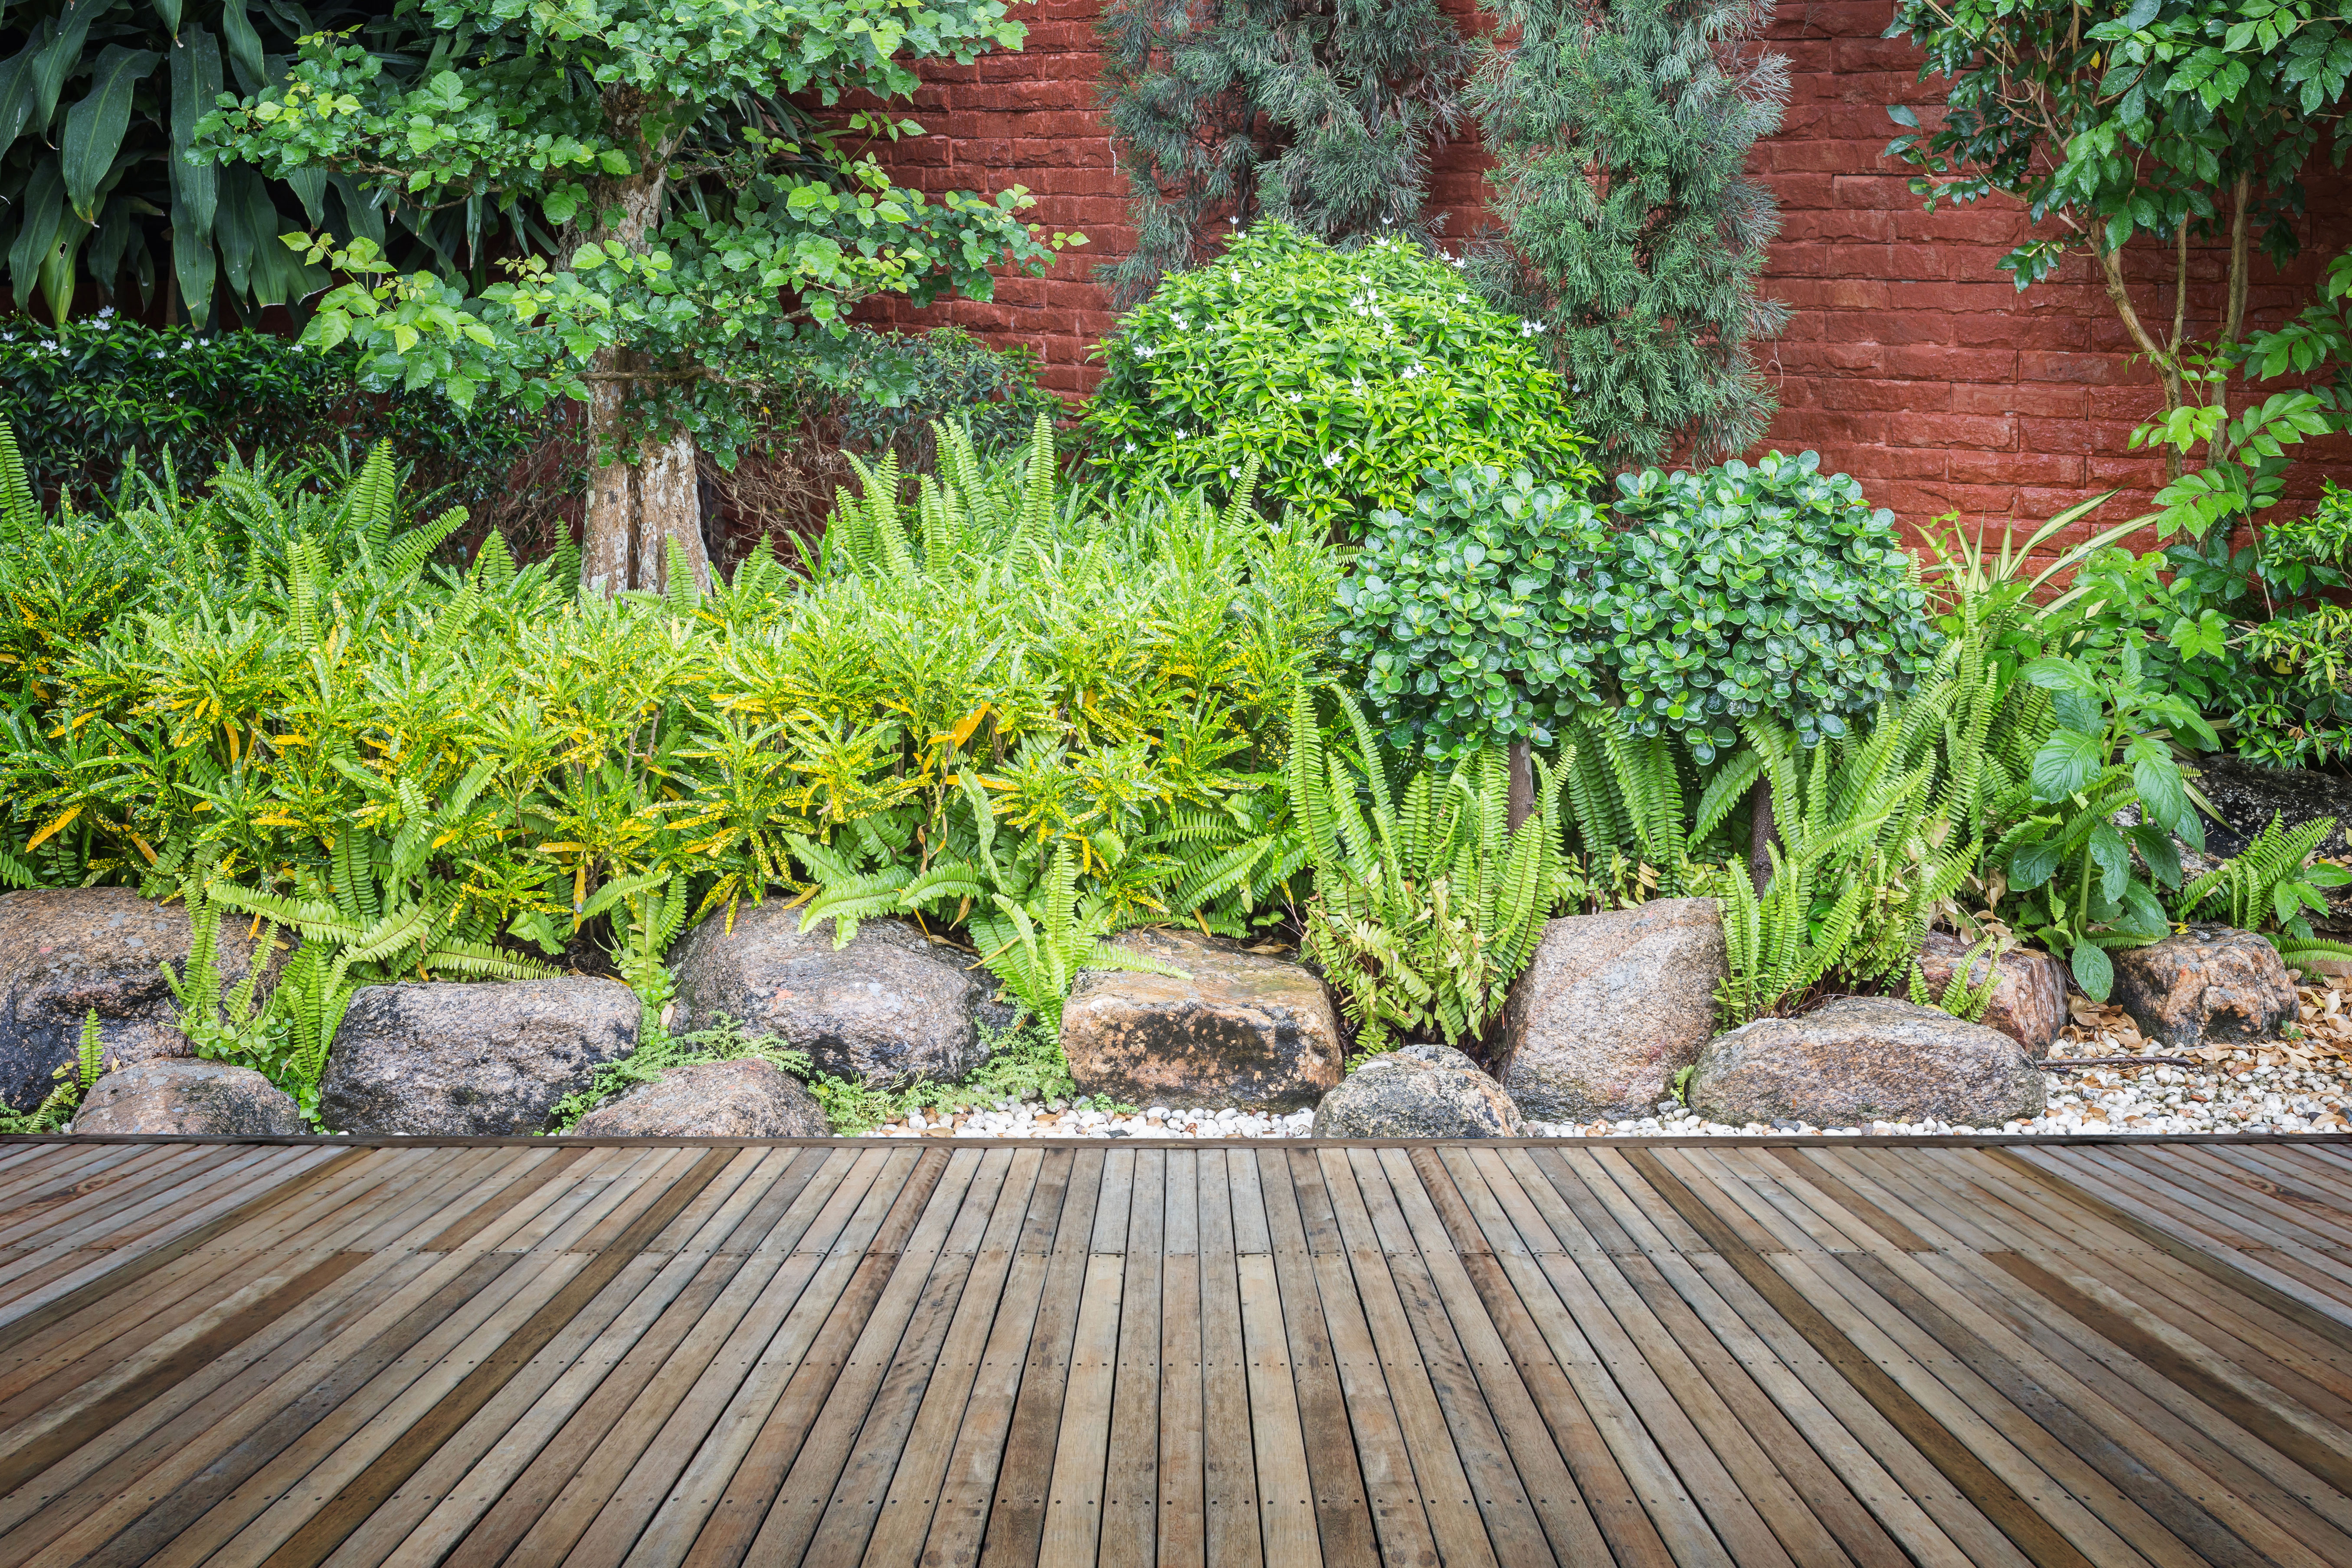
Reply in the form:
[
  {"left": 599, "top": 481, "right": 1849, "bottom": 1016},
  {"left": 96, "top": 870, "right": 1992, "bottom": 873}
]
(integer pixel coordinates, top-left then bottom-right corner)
[
  {"left": 1464, "top": 0, "right": 1789, "bottom": 470},
  {"left": 1884, "top": 0, "right": 2352, "bottom": 445},
  {"left": 200, "top": 0, "right": 1076, "bottom": 594},
  {"left": 1095, "top": 0, "right": 1470, "bottom": 304}
]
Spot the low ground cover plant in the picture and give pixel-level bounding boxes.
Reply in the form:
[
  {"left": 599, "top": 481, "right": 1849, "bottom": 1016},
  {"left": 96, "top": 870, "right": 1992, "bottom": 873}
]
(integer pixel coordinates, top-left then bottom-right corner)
[{"left": 0, "top": 412, "right": 1340, "bottom": 1125}]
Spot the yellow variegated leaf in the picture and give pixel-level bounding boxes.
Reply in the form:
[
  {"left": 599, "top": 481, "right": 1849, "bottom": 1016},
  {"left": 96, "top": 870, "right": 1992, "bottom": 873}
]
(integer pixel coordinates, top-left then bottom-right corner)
[{"left": 25, "top": 806, "right": 81, "bottom": 851}]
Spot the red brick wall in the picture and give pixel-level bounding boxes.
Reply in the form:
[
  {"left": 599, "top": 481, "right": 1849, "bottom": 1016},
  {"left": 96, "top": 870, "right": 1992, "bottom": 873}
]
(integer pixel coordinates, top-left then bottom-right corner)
[{"left": 871, "top": 0, "right": 2352, "bottom": 539}]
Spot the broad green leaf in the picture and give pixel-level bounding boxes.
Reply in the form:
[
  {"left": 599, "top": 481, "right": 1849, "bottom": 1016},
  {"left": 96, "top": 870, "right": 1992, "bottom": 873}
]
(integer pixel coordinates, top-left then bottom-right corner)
[
  {"left": 2011, "top": 837, "right": 2064, "bottom": 891},
  {"left": 2070, "top": 939, "right": 2114, "bottom": 1003},
  {"left": 7, "top": 156, "right": 64, "bottom": 308},
  {"left": 2126, "top": 822, "right": 2181, "bottom": 887},
  {"left": 2031, "top": 728, "right": 2103, "bottom": 802},
  {"left": 2087, "top": 820, "right": 2129, "bottom": 903},
  {"left": 170, "top": 26, "right": 221, "bottom": 323},
  {"left": 62, "top": 46, "right": 160, "bottom": 221},
  {"left": 2130, "top": 742, "right": 2189, "bottom": 833},
  {"left": 220, "top": 0, "right": 265, "bottom": 95}
]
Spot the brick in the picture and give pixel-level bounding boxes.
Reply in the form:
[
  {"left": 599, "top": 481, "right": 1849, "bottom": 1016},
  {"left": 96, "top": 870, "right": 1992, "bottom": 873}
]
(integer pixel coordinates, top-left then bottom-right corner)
[{"left": 854, "top": 0, "right": 2352, "bottom": 510}]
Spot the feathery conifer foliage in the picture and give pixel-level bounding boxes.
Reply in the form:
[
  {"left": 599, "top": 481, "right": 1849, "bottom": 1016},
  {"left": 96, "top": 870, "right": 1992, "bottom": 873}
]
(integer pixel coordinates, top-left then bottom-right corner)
[
  {"left": 1466, "top": 0, "right": 1789, "bottom": 468},
  {"left": 1094, "top": 0, "right": 1471, "bottom": 304}
]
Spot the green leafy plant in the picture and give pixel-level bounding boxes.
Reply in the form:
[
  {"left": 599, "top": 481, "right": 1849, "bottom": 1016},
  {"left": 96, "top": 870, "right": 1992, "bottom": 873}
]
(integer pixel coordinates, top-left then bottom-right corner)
[
  {"left": 0, "top": 2, "right": 416, "bottom": 326},
  {"left": 780, "top": 419, "right": 1331, "bottom": 1017},
  {"left": 547, "top": 1012, "right": 815, "bottom": 1133},
  {"left": 0, "top": 318, "right": 560, "bottom": 525},
  {"left": 1595, "top": 452, "right": 1938, "bottom": 762},
  {"left": 0, "top": 1007, "right": 103, "bottom": 1133},
  {"left": 2173, "top": 813, "right": 2352, "bottom": 968},
  {"left": 1884, "top": 0, "right": 2349, "bottom": 440},
  {"left": 1339, "top": 462, "right": 1609, "bottom": 759},
  {"left": 1989, "top": 644, "right": 2218, "bottom": 999},
  {"left": 0, "top": 410, "right": 1345, "bottom": 1097},
  {"left": 2049, "top": 465, "right": 2352, "bottom": 769},
  {"left": 1464, "top": 0, "right": 1789, "bottom": 468},
  {"left": 198, "top": 0, "right": 1077, "bottom": 596},
  {"left": 802, "top": 1012, "right": 1083, "bottom": 1134},
  {"left": 1907, "top": 934, "right": 2005, "bottom": 1024},
  {"left": 1094, "top": 0, "right": 1471, "bottom": 303},
  {"left": 1712, "top": 685, "right": 1978, "bottom": 1024},
  {"left": 1082, "top": 222, "right": 1597, "bottom": 532},
  {"left": 1290, "top": 684, "right": 1566, "bottom": 1051}
]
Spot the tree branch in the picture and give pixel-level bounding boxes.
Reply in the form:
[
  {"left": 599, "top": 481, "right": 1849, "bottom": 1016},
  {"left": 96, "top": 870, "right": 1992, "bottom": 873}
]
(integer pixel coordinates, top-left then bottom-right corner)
[
  {"left": 2096, "top": 242, "right": 2186, "bottom": 477},
  {"left": 2224, "top": 171, "right": 2251, "bottom": 350}
]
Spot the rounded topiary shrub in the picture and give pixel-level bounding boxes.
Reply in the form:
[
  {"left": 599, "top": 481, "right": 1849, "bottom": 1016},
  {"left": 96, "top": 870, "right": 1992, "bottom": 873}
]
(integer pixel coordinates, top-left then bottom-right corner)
[
  {"left": 1339, "top": 463, "right": 1610, "bottom": 759},
  {"left": 1593, "top": 451, "right": 1936, "bottom": 760},
  {"left": 1080, "top": 222, "right": 1596, "bottom": 532}
]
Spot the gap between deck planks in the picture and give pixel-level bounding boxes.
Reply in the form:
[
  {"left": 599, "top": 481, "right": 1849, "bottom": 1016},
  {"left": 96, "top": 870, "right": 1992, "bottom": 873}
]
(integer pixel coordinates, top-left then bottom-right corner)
[{"left": 0, "top": 1133, "right": 2347, "bottom": 1567}]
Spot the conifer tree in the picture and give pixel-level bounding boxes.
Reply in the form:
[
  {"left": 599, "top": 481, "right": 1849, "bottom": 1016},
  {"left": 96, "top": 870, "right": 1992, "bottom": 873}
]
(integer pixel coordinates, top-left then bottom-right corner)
[
  {"left": 1097, "top": 0, "right": 1469, "bottom": 304},
  {"left": 1466, "top": 0, "right": 1789, "bottom": 469}
]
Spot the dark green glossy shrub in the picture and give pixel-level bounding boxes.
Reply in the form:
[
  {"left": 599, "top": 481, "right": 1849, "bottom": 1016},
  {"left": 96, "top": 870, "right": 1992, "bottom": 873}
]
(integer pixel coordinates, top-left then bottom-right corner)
[
  {"left": 0, "top": 318, "right": 555, "bottom": 517},
  {"left": 1339, "top": 463, "right": 1607, "bottom": 758},
  {"left": 1595, "top": 452, "right": 1935, "bottom": 759}
]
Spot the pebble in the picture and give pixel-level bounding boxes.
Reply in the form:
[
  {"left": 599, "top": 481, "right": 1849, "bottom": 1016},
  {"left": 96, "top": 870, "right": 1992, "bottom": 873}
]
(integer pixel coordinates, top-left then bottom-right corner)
[
  {"left": 863, "top": 1101, "right": 1320, "bottom": 1140},
  {"left": 857, "top": 1044, "right": 2352, "bottom": 1140}
]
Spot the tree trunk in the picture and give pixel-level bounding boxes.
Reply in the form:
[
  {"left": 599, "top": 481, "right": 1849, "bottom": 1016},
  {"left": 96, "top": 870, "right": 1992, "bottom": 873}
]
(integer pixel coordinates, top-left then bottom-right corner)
[
  {"left": 1748, "top": 776, "right": 1775, "bottom": 894},
  {"left": 578, "top": 164, "right": 711, "bottom": 598},
  {"left": 1507, "top": 740, "right": 1533, "bottom": 831},
  {"left": 582, "top": 379, "right": 709, "bottom": 598}
]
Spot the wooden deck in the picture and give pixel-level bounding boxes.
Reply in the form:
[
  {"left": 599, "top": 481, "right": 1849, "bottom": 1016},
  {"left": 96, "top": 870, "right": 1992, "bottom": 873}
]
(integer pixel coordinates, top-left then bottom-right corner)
[{"left": 1, "top": 1136, "right": 2349, "bottom": 1567}]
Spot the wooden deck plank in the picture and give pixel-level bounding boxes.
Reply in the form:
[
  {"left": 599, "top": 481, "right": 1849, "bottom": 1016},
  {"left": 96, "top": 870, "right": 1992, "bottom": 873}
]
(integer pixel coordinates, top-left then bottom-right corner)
[
  {"left": 803, "top": 1146, "right": 1015, "bottom": 1567},
  {"left": 1339, "top": 1146, "right": 1568, "bottom": 1568},
  {"left": 1191, "top": 1148, "right": 1262, "bottom": 1568},
  {"left": 1035, "top": 1149, "right": 1132, "bottom": 1568},
  {"left": 1475, "top": 1146, "right": 1887, "bottom": 1568},
  {"left": 0, "top": 1134, "right": 2348, "bottom": 1568},
  {"left": 858, "top": 1146, "right": 1043, "bottom": 1567},
  {"left": 1256, "top": 1147, "right": 1376, "bottom": 1563},
  {"left": 734, "top": 1146, "right": 982, "bottom": 1567},
  {"left": 664, "top": 1145, "right": 950, "bottom": 1568},
  {"left": 1095, "top": 1148, "right": 1163, "bottom": 1568},
  {"left": 917, "top": 1146, "right": 1078, "bottom": 1568},
  {"left": 467, "top": 1146, "right": 882, "bottom": 1568},
  {"left": 1155, "top": 1149, "right": 1205, "bottom": 1568}
]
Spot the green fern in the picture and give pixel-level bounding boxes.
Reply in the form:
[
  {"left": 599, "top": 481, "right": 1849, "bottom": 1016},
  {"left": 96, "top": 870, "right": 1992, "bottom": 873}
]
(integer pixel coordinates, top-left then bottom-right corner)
[
  {"left": 1907, "top": 936, "right": 2004, "bottom": 1024},
  {"left": 1713, "top": 682, "right": 1980, "bottom": 1025},
  {"left": 965, "top": 842, "right": 1185, "bottom": 1030},
  {"left": 0, "top": 1007, "right": 103, "bottom": 1133},
  {"left": 2172, "top": 813, "right": 2352, "bottom": 970},
  {"left": 1294, "top": 684, "right": 1566, "bottom": 1051}
]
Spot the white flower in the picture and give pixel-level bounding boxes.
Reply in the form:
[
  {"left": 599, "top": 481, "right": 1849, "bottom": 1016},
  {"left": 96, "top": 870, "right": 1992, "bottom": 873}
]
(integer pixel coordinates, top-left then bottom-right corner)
[{"left": 1323, "top": 451, "right": 1341, "bottom": 468}]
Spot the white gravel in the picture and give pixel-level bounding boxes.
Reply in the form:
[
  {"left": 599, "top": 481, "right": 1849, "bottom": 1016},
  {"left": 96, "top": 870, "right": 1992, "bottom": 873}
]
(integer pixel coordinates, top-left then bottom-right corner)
[
  {"left": 860, "top": 987, "right": 2352, "bottom": 1139},
  {"left": 864, "top": 1100, "right": 1321, "bottom": 1140}
]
